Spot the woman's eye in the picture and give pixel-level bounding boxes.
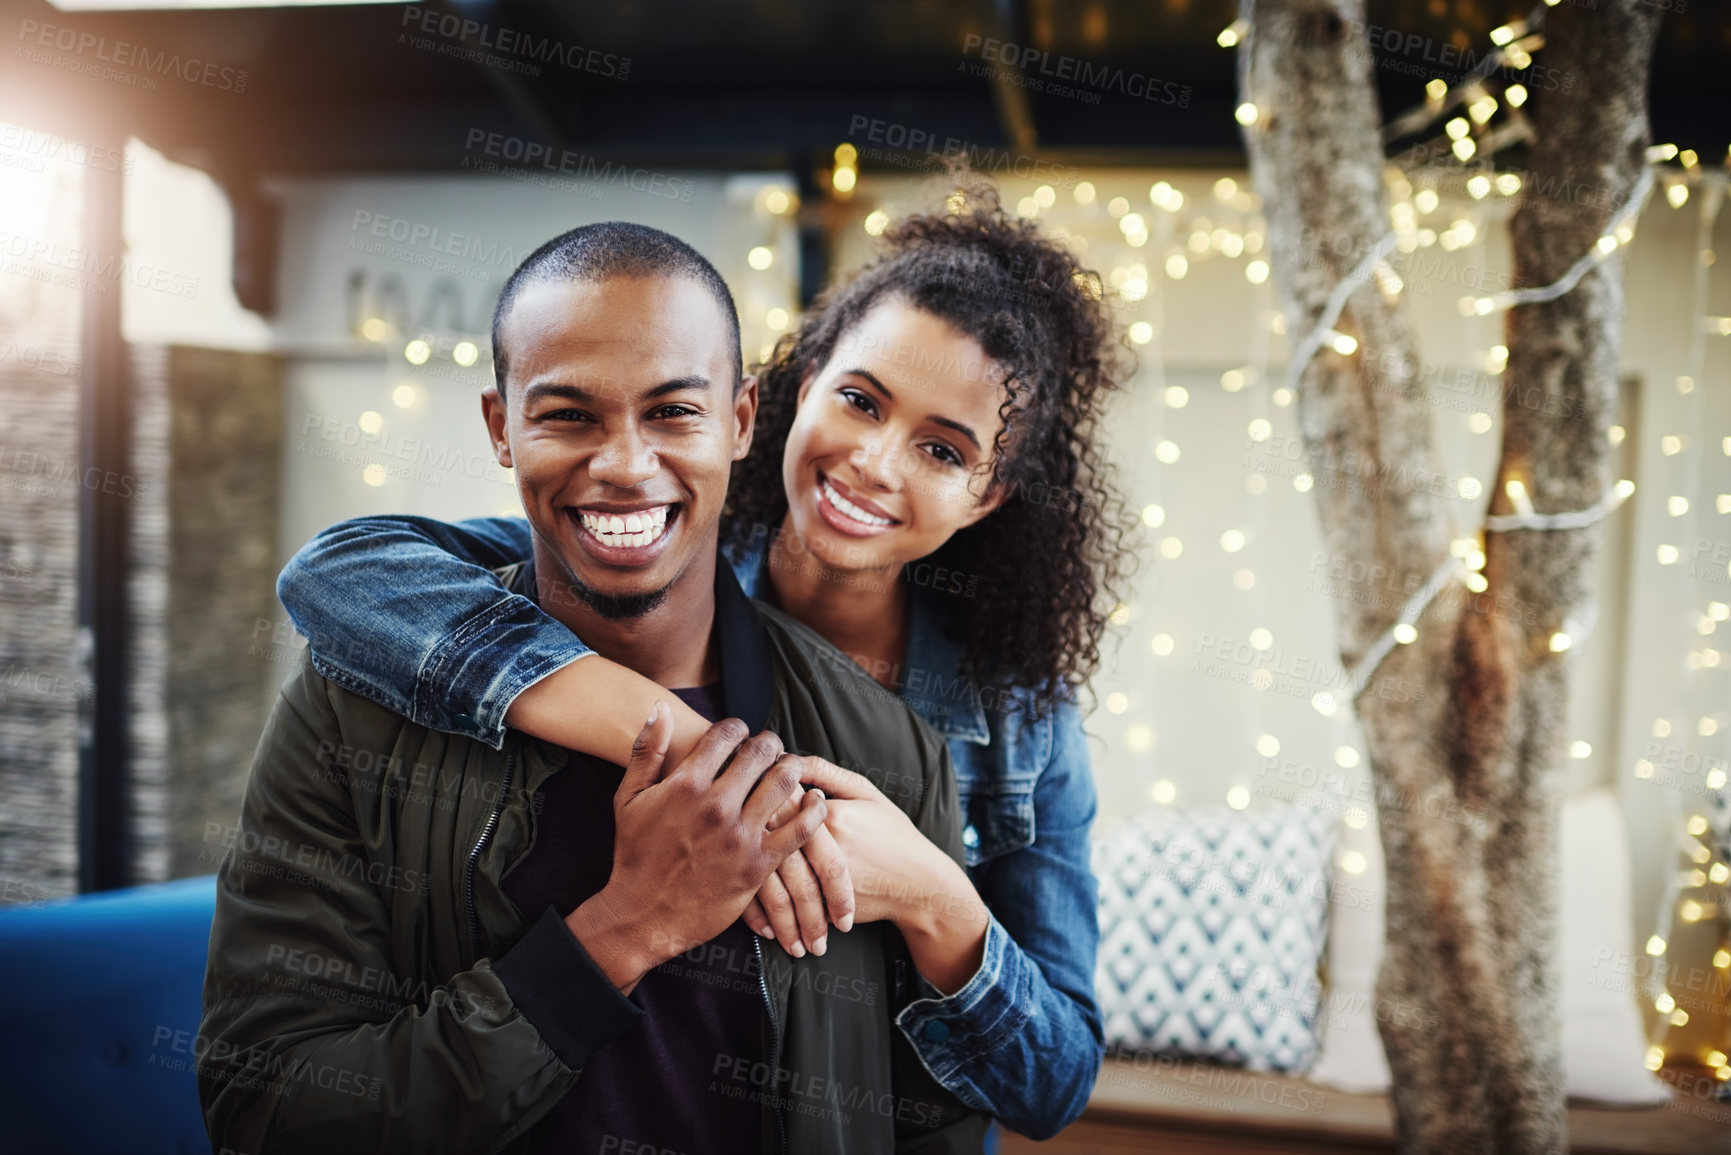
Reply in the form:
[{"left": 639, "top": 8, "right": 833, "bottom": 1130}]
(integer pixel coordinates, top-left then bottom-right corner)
[
  {"left": 839, "top": 388, "right": 878, "bottom": 417},
  {"left": 924, "top": 442, "right": 964, "bottom": 468}
]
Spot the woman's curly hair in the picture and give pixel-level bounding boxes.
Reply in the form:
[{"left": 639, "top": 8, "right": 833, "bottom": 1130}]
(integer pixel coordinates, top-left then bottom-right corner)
[{"left": 723, "top": 174, "right": 1137, "bottom": 714}]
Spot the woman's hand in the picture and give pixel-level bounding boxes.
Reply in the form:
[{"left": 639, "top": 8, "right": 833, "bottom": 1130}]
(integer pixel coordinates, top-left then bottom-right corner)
[
  {"left": 742, "top": 785, "right": 854, "bottom": 959},
  {"left": 753, "top": 756, "right": 991, "bottom": 994}
]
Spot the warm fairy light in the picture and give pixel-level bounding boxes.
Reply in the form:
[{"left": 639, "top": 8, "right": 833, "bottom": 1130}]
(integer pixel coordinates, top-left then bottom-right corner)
[
  {"left": 1469, "top": 412, "right": 1494, "bottom": 434},
  {"left": 1467, "top": 175, "right": 1491, "bottom": 200},
  {"left": 1344, "top": 807, "right": 1368, "bottom": 829},
  {"left": 1074, "top": 181, "right": 1097, "bottom": 205},
  {"left": 1680, "top": 900, "right": 1704, "bottom": 923},
  {"left": 1034, "top": 184, "right": 1056, "bottom": 208},
  {"left": 1495, "top": 173, "right": 1522, "bottom": 196},
  {"left": 863, "top": 210, "right": 889, "bottom": 236},
  {"left": 1549, "top": 632, "right": 1573, "bottom": 653},
  {"left": 1671, "top": 1009, "right": 1690, "bottom": 1027},
  {"left": 1226, "top": 785, "right": 1251, "bottom": 810},
  {"left": 1504, "top": 84, "right": 1527, "bottom": 107},
  {"left": 1217, "top": 20, "right": 1245, "bottom": 47},
  {"left": 1669, "top": 496, "right": 1689, "bottom": 516},
  {"left": 403, "top": 339, "right": 431, "bottom": 365},
  {"left": 834, "top": 142, "right": 857, "bottom": 167},
  {"left": 764, "top": 188, "right": 792, "bottom": 215},
  {"left": 392, "top": 383, "right": 417, "bottom": 409},
  {"left": 1489, "top": 24, "right": 1517, "bottom": 46},
  {"left": 1464, "top": 572, "right": 1488, "bottom": 593},
  {"left": 1018, "top": 196, "right": 1040, "bottom": 219},
  {"left": 1255, "top": 734, "right": 1280, "bottom": 758},
  {"left": 1129, "top": 321, "right": 1154, "bottom": 346},
  {"left": 1151, "top": 633, "right": 1174, "bottom": 656},
  {"left": 1415, "top": 188, "right": 1439, "bottom": 214},
  {"left": 1234, "top": 569, "right": 1256, "bottom": 590},
  {"left": 1152, "top": 779, "right": 1177, "bottom": 804},
  {"left": 1647, "top": 935, "right": 1668, "bottom": 956},
  {"left": 1445, "top": 117, "right": 1471, "bottom": 141},
  {"left": 1293, "top": 472, "right": 1314, "bottom": 493},
  {"left": 1235, "top": 103, "right": 1260, "bottom": 126},
  {"left": 748, "top": 246, "right": 775, "bottom": 270},
  {"left": 1645, "top": 1046, "right": 1665, "bottom": 1072},
  {"left": 1326, "top": 331, "right": 1358, "bottom": 356},
  {"left": 1425, "top": 78, "right": 1448, "bottom": 101},
  {"left": 1154, "top": 440, "right": 1180, "bottom": 464},
  {"left": 360, "top": 317, "right": 387, "bottom": 341},
  {"left": 1141, "top": 503, "right": 1165, "bottom": 528},
  {"left": 832, "top": 166, "right": 857, "bottom": 193},
  {"left": 1221, "top": 369, "right": 1246, "bottom": 392},
  {"left": 1668, "top": 183, "right": 1690, "bottom": 209},
  {"left": 1312, "top": 692, "right": 1337, "bottom": 716},
  {"left": 1335, "top": 746, "right": 1361, "bottom": 769},
  {"left": 452, "top": 341, "right": 479, "bottom": 367},
  {"left": 1106, "top": 692, "right": 1129, "bottom": 714},
  {"left": 766, "top": 307, "right": 790, "bottom": 331},
  {"left": 1247, "top": 418, "right": 1272, "bottom": 442},
  {"left": 1657, "top": 545, "right": 1679, "bottom": 565},
  {"left": 362, "top": 464, "right": 386, "bottom": 487},
  {"left": 1657, "top": 992, "right": 1677, "bottom": 1014},
  {"left": 1159, "top": 537, "right": 1183, "bottom": 559},
  {"left": 1452, "top": 138, "right": 1477, "bottom": 162},
  {"left": 1570, "top": 741, "right": 1591, "bottom": 759},
  {"left": 1214, "top": 177, "right": 1238, "bottom": 200},
  {"left": 1249, "top": 628, "right": 1273, "bottom": 651},
  {"left": 1468, "top": 96, "right": 1497, "bottom": 124},
  {"left": 1165, "top": 254, "right": 1189, "bottom": 279},
  {"left": 1715, "top": 949, "right": 1731, "bottom": 969},
  {"left": 1246, "top": 260, "right": 1270, "bottom": 284},
  {"left": 1338, "top": 850, "right": 1367, "bottom": 874},
  {"left": 1505, "top": 478, "right": 1534, "bottom": 516},
  {"left": 1687, "top": 814, "right": 1710, "bottom": 837},
  {"left": 1220, "top": 529, "right": 1246, "bottom": 553},
  {"left": 358, "top": 410, "right": 383, "bottom": 435},
  {"left": 1393, "top": 623, "right": 1417, "bottom": 645}
]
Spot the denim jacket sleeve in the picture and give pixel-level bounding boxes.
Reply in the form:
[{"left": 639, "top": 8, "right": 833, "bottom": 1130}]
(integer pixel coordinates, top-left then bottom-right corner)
[
  {"left": 892, "top": 700, "right": 1105, "bottom": 1140},
  {"left": 275, "top": 515, "right": 589, "bottom": 750}
]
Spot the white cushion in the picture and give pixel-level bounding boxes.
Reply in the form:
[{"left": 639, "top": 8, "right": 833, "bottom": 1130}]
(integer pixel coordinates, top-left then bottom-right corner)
[
  {"left": 1308, "top": 788, "right": 1669, "bottom": 1106},
  {"left": 1093, "top": 804, "right": 1336, "bottom": 1073}
]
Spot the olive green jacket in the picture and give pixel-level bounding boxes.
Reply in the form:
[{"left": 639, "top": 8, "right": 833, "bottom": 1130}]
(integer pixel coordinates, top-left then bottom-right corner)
[{"left": 199, "top": 560, "right": 989, "bottom": 1154}]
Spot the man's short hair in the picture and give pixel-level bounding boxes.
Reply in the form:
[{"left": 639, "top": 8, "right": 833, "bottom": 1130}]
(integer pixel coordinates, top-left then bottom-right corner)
[{"left": 490, "top": 221, "right": 744, "bottom": 396}]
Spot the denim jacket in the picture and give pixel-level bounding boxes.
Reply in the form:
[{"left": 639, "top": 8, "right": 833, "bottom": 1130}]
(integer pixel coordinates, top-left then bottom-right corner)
[{"left": 277, "top": 515, "right": 1105, "bottom": 1139}]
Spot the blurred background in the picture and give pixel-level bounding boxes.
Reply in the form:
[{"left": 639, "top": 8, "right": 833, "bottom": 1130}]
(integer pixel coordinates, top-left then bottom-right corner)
[{"left": 1, "top": 0, "right": 1729, "bottom": 1143}]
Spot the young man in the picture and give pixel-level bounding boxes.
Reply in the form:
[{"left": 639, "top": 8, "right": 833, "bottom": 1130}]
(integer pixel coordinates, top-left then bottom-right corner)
[{"left": 198, "top": 224, "right": 986, "bottom": 1153}]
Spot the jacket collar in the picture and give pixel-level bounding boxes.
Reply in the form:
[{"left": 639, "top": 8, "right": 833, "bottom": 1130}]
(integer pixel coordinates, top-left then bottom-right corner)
[
  {"left": 511, "top": 552, "right": 775, "bottom": 734},
  {"left": 726, "top": 532, "right": 990, "bottom": 745}
]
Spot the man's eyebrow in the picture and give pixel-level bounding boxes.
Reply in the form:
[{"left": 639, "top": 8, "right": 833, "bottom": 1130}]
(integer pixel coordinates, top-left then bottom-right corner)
[
  {"left": 520, "top": 376, "right": 711, "bottom": 406},
  {"left": 848, "top": 368, "right": 981, "bottom": 450}
]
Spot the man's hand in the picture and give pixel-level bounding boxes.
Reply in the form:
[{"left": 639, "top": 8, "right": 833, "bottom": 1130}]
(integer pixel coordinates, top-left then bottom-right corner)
[{"left": 565, "top": 704, "right": 828, "bottom": 994}]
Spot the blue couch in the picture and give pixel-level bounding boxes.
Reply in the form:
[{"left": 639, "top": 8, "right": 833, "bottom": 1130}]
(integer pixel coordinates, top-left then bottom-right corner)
[{"left": 0, "top": 875, "right": 218, "bottom": 1155}]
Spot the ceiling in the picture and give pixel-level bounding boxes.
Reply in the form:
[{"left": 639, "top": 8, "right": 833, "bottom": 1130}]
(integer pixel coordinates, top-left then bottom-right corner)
[{"left": 4, "top": 0, "right": 1725, "bottom": 185}]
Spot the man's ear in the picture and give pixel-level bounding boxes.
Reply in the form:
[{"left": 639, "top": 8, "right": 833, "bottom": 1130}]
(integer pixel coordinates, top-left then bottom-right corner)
[
  {"left": 481, "top": 385, "right": 513, "bottom": 469},
  {"left": 731, "top": 374, "right": 760, "bottom": 462}
]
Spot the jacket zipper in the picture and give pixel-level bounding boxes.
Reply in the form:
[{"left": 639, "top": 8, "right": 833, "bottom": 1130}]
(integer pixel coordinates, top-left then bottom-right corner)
[
  {"left": 753, "top": 934, "right": 788, "bottom": 1155},
  {"left": 466, "top": 749, "right": 516, "bottom": 965}
]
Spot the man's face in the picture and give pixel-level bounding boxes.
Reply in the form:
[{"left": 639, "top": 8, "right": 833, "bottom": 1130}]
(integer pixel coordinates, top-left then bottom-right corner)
[{"left": 483, "top": 274, "right": 755, "bottom": 617}]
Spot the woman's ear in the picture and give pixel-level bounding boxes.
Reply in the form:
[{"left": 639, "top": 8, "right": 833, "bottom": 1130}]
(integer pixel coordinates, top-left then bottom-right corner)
[
  {"left": 796, "top": 364, "right": 820, "bottom": 407},
  {"left": 481, "top": 386, "right": 513, "bottom": 469},
  {"left": 958, "top": 475, "right": 1011, "bottom": 528}
]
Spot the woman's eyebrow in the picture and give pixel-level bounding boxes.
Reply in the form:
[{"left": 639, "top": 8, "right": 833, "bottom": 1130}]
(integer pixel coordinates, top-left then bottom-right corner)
[{"left": 849, "top": 366, "right": 982, "bottom": 449}]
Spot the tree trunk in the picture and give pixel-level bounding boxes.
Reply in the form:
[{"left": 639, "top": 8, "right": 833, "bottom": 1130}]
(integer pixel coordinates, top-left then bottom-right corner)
[{"left": 1238, "top": 2, "right": 1660, "bottom": 1151}]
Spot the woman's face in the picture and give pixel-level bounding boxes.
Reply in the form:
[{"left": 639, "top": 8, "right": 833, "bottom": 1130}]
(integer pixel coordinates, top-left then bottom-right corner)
[{"left": 780, "top": 299, "right": 1010, "bottom": 574}]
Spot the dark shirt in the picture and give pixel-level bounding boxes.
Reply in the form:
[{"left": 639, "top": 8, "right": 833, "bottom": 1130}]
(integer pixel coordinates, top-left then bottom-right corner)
[{"left": 503, "top": 681, "right": 764, "bottom": 1155}]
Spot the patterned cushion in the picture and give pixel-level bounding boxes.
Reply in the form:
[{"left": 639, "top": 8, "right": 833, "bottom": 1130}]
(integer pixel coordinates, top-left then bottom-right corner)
[{"left": 1093, "top": 803, "right": 1337, "bottom": 1073}]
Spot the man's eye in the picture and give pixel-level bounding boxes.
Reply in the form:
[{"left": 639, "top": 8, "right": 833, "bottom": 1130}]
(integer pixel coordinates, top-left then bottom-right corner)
[
  {"left": 651, "top": 404, "right": 700, "bottom": 419},
  {"left": 543, "top": 409, "right": 594, "bottom": 422}
]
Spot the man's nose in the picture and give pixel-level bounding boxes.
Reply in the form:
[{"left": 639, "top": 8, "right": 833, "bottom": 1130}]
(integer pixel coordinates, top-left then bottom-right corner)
[{"left": 590, "top": 424, "right": 659, "bottom": 488}]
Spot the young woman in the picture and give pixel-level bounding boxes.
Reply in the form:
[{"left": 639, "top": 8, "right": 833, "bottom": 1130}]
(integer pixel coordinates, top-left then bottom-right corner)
[{"left": 277, "top": 182, "right": 1134, "bottom": 1140}]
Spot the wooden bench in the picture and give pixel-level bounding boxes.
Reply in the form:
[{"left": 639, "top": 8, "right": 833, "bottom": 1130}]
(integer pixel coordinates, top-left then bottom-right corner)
[{"left": 996, "top": 1057, "right": 1731, "bottom": 1154}]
